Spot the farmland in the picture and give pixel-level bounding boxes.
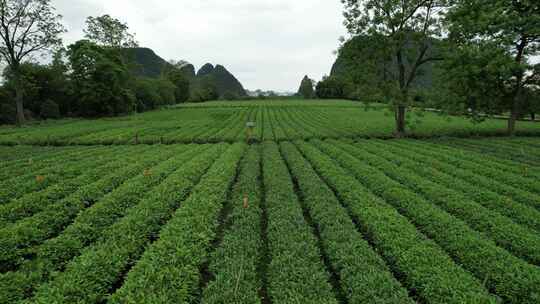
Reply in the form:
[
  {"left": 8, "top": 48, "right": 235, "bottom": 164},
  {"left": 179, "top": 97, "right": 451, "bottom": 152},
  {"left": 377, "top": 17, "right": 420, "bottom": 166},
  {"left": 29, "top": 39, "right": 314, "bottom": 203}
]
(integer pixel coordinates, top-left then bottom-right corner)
[
  {"left": 0, "top": 100, "right": 539, "bottom": 304},
  {"left": 0, "top": 100, "right": 539, "bottom": 145}
]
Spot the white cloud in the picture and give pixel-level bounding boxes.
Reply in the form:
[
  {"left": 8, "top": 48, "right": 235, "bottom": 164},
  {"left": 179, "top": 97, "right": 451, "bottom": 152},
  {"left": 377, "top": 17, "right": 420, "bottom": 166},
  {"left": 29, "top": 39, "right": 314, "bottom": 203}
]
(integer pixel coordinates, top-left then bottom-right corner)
[{"left": 52, "top": 0, "right": 347, "bottom": 91}]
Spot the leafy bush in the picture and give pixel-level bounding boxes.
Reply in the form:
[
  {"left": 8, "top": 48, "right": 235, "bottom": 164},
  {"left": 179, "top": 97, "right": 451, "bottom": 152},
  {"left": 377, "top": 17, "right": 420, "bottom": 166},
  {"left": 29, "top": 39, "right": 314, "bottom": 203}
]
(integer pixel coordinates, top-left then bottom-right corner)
[
  {"left": 133, "top": 77, "right": 162, "bottom": 111},
  {"left": 296, "top": 140, "right": 496, "bottom": 303},
  {"left": 40, "top": 99, "right": 61, "bottom": 119},
  {"left": 0, "top": 103, "right": 16, "bottom": 125},
  {"left": 314, "top": 139, "right": 540, "bottom": 304},
  {"left": 68, "top": 40, "right": 135, "bottom": 117},
  {"left": 221, "top": 91, "right": 239, "bottom": 100},
  {"left": 316, "top": 76, "right": 348, "bottom": 99}
]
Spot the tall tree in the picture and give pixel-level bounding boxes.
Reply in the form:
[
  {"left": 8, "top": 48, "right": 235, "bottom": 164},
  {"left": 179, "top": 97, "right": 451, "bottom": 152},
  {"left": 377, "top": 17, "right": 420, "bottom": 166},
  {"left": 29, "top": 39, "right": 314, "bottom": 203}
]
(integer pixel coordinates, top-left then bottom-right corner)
[
  {"left": 298, "top": 75, "right": 314, "bottom": 99},
  {"left": 341, "top": 0, "right": 447, "bottom": 137},
  {"left": 0, "top": 0, "right": 65, "bottom": 125},
  {"left": 163, "top": 62, "right": 190, "bottom": 103},
  {"left": 68, "top": 40, "right": 135, "bottom": 117},
  {"left": 447, "top": 0, "right": 540, "bottom": 135},
  {"left": 84, "top": 14, "right": 138, "bottom": 48}
]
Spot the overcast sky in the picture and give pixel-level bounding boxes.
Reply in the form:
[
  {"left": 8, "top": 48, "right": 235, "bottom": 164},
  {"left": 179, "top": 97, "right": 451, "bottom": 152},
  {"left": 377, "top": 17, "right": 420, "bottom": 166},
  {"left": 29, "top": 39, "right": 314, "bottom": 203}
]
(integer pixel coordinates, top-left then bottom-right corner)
[{"left": 52, "top": 0, "right": 347, "bottom": 92}]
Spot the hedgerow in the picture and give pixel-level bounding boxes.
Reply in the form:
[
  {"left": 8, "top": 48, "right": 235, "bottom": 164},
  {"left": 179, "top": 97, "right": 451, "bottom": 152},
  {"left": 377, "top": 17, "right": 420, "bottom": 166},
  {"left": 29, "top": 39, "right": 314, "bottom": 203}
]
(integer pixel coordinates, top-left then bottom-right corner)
[
  {"left": 334, "top": 140, "right": 540, "bottom": 265},
  {"left": 295, "top": 140, "right": 495, "bottom": 304},
  {"left": 107, "top": 143, "right": 244, "bottom": 303},
  {"left": 261, "top": 106, "right": 274, "bottom": 140},
  {"left": 280, "top": 142, "right": 414, "bottom": 303},
  {"left": 443, "top": 138, "right": 540, "bottom": 166},
  {"left": 313, "top": 139, "right": 540, "bottom": 303},
  {"left": 201, "top": 145, "right": 263, "bottom": 303},
  {"left": 0, "top": 145, "right": 209, "bottom": 303},
  {"left": 1, "top": 103, "right": 539, "bottom": 145},
  {"left": 391, "top": 140, "right": 540, "bottom": 211},
  {"left": 396, "top": 140, "right": 540, "bottom": 197},
  {"left": 262, "top": 142, "right": 337, "bottom": 303},
  {"left": 0, "top": 146, "right": 125, "bottom": 226},
  {"left": 0, "top": 146, "right": 85, "bottom": 181},
  {"left": 0, "top": 146, "right": 108, "bottom": 204},
  {"left": 0, "top": 145, "right": 157, "bottom": 271},
  {"left": 30, "top": 144, "right": 228, "bottom": 303},
  {"left": 369, "top": 139, "right": 540, "bottom": 232}
]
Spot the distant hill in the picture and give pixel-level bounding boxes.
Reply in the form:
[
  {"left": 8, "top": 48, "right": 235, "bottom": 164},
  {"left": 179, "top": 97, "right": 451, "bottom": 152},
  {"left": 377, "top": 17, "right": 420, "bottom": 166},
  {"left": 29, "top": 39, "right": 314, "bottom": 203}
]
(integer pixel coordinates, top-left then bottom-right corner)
[
  {"left": 195, "top": 63, "right": 247, "bottom": 97},
  {"left": 121, "top": 48, "right": 170, "bottom": 78},
  {"left": 123, "top": 48, "right": 246, "bottom": 98}
]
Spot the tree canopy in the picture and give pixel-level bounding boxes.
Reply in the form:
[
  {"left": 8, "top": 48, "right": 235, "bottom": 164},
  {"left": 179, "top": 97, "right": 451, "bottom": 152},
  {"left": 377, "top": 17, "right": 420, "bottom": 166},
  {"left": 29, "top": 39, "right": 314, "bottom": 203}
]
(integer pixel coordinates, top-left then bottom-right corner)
[
  {"left": 341, "top": 0, "right": 448, "bottom": 136},
  {"left": 444, "top": 0, "right": 540, "bottom": 134},
  {"left": 298, "top": 75, "right": 315, "bottom": 99},
  {"left": 0, "top": 0, "right": 66, "bottom": 125},
  {"left": 84, "top": 14, "right": 138, "bottom": 48}
]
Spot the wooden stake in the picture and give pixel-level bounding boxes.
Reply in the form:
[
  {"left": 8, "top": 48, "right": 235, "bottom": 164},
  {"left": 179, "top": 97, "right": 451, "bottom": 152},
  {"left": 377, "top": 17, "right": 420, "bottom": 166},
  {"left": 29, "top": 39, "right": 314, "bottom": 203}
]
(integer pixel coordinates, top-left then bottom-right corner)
[{"left": 243, "top": 194, "right": 249, "bottom": 209}]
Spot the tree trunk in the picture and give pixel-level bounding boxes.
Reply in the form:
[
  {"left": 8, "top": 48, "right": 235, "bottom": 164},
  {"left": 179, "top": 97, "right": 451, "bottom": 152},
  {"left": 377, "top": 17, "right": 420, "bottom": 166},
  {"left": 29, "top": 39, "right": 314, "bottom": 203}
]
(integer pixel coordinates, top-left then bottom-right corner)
[
  {"left": 531, "top": 112, "right": 536, "bottom": 121},
  {"left": 395, "top": 105, "right": 406, "bottom": 138},
  {"left": 13, "top": 69, "right": 26, "bottom": 126},
  {"left": 507, "top": 37, "right": 527, "bottom": 136}
]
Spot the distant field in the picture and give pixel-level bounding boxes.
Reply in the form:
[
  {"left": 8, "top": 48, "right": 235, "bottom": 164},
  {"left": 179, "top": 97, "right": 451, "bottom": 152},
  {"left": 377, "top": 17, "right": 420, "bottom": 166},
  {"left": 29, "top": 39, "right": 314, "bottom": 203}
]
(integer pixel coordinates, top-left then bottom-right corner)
[
  {"left": 0, "top": 99, "right": 538, "bottom": 145},
  {"left": 1, "top": 138, "right": 539, "bottom": 303}
]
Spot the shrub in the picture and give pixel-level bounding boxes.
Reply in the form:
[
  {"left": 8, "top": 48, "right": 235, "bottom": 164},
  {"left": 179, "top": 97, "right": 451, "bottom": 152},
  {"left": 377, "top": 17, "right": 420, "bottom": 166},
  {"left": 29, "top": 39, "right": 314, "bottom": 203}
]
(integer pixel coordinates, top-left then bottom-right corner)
[
  {"left": 40, "top": 99, "right": 61, "bottom": 119},
  {"left": 0, "top": 103, "right": 16, "bottom": 125}
]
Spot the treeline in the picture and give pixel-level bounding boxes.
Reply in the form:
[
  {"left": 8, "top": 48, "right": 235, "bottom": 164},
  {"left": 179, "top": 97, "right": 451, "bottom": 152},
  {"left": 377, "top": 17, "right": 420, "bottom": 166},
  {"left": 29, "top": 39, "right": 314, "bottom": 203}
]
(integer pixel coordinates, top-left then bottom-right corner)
[
  {"left": 0, "top": 41, "right": 191, "bottom": 125},
  {"left": 0, "top": 4, "right": 244, "bottom": 126},
  {"left": 313, "top": 0, "right": 540, "bottom": 136}
]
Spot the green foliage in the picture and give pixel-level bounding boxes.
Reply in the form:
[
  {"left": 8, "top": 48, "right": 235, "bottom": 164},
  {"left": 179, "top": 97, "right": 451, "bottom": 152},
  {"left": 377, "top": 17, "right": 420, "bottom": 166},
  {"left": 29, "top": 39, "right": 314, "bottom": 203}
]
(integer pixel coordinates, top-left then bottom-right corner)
[
  {"left": 156, "top": 78, "right": 176, "bottom": 105},
  {"left": 1, "top": 134, "right": 540, "bottom": 303},
  {"left": 108, "top": 145, "right": 241, "bottom": 303},
  {"left": 190, "top": 64, "right": 246, "bottom": 100},
  {"left": 211, "top": 64, "right": 246, "bottom": 97},
  {"left": 201, "top": 146, "right": 262, "bottom": 303},
  {"left": 0, "top": 146, "right": 155, "bottom": 272},
  {"left": 2, "top": 61, "right": 72, "bottom": 118},
  {"left": 221, "top": 91, "right": 239, "bottom": 100},
  {"left": 445, "top": 0, "right": 540, "bottom": 133},
  {"left": 0, "top": 0, "right": 66, "bottom": 125},
  {"left": 0, "top": 101, "right": 539, "bottom": 144},
  {"left": 190, "top": 76, "right": 219, "bottom": 102},
  {"left": 133, "top": 77, "right": 162, "bottom": 111},
  {"left": 197, "top": 63, "right": 216, "bottom": 77},
  {"left": 338, "top": 140, "right": 540, "bottom": 265},
  {"left": 431, "top": 43, "right": 515, "bottom": 119},
  {"left": 297, "top": 140, "right": 496, "bottom": 303},
  {"left": 40, "top": 100, "right": 60, "bottom": 119},
  {"left": 315, "top": 76, "right": 349, "bottom": 99},
  {"left": 315, "top": 139, "right": 540, "bottom": 303},
  {"left": 120, "top": 47, "right": 170, "bottom": 78},
  {"left": 84, "top": 14, "right": 138, "bottom": 48},
  {"left": 298, "top": 75, "right": 315, "bottom": 99},
  {"left": 68, "top": 40, "right": 136, "bottom": 117},
  {"left": 163, "top": 64, "right": 191, "bottom": 103},
  {"left": 341, "top": 0, "right": 448, "bottom": 135},
  {"left": 0, "top": 103, "right": 16, "bottom": 125},
  {"left": 280, "top": 142, "right": 414, "bottom": 303},
  {"left": 0, "top": 145, "right": 205, "bottom": 302},
  {"left": 262, "top": 142, "right": 337, "bottom": 303}
]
